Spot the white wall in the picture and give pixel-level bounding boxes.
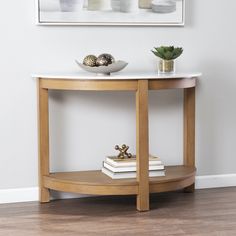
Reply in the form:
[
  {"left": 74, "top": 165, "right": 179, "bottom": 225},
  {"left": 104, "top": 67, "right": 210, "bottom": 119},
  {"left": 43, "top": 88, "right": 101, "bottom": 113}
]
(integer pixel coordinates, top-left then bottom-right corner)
[{"left": 0, "top": 0, "right": 236, "bottom": 191}]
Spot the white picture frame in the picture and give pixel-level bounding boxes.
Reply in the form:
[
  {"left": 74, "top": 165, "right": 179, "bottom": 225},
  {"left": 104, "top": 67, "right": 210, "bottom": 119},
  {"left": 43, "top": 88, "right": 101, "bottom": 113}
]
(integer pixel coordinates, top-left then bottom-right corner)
[{"left": 36, "top": 0, "right": 185, "bottom": 26}]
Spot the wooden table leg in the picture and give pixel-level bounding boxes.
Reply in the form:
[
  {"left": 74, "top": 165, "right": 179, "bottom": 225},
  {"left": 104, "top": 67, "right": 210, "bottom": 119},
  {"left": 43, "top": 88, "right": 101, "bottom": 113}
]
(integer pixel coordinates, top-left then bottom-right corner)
[
  {"left": 183, "top": 87, "right": 195, "bottom": 193},
  {"left": 38, "top": 79, "right": 50, "bottom": 202},
  {"left": 136, "top": 80, "right": 149, "bottom": 211}
]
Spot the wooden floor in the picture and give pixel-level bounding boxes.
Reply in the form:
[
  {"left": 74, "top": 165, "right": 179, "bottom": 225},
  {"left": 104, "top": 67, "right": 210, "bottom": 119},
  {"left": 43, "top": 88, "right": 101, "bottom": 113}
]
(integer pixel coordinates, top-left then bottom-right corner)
[{"left": 0, "top": 188, "right": 236, "bottom": 236}]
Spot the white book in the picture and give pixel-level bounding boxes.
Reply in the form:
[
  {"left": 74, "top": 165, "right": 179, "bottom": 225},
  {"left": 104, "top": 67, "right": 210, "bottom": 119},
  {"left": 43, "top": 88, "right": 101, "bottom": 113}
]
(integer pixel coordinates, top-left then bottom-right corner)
[
  {"left": 105, "top": 155, "right": 162, "bottom": 168},
  {"left": 102, "top": 167, "right": 165, "bottom": 179},
  {"left": 103, "top": 161, "right": 165, "bottom": 173}
]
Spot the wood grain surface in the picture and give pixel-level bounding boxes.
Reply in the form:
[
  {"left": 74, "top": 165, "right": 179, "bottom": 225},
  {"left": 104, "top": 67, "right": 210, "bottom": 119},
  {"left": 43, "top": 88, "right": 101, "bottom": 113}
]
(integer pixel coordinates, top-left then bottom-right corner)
[
  {"left": 136, "top": 80, "right": 149, "bottom": 211},
  {"left": 0, "top": 188, "right": 235, "bottom": 236},
  {"left": 37, "top": 76, "right": 198, "bottom": 211},
  {"left": 43, "top": 166, "right": 195, "bottom": 196},
  {"left": 38, "top": 81, "right": 50, "bottom": 202},
  {"left": 183, "top": 87, "right": 196, "bottom": 193}
]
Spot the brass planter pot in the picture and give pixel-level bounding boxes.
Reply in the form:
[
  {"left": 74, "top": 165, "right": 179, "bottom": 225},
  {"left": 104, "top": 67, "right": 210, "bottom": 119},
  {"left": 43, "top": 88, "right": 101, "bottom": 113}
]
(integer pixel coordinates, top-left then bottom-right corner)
[{"left": 159, "top": 59, "right": 175, "bottom": 73}]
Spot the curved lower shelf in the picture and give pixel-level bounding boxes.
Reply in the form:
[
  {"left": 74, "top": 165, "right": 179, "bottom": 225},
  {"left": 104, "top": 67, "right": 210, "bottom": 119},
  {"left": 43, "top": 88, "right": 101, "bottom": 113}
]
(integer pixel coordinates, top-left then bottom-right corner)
[{"left": 43, "top": 166, "right": 196, "bottom": 195}]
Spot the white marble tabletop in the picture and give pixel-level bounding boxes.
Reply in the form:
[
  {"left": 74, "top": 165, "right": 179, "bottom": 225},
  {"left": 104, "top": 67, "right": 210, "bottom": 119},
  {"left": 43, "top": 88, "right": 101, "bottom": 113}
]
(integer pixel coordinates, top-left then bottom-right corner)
[{"left": 32, "top": 72, "right": 202, "bottom": 80}]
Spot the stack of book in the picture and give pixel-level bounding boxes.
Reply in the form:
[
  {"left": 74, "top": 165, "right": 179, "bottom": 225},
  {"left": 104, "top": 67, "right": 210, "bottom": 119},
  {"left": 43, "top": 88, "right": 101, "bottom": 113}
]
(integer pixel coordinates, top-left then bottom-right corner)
[{"left": 102, "top": 155, "right": 165, "bottom": 179}]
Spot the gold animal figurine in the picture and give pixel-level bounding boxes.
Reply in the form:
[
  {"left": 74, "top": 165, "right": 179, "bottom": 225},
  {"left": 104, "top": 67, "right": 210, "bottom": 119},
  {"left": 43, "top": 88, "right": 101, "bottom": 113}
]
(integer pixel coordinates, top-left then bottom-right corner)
[{"left": 115, "top": 144, "right": 132, "bottom": 159}]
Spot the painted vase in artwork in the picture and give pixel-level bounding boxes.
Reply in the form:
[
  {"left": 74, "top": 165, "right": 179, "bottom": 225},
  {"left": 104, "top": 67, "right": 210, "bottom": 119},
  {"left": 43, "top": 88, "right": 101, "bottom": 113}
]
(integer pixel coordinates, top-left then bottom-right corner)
[
  {"left": 60, "top": 0, "right": 84, "bottom": 12},
  {"left": 139, "top": 0, "right": 151, "bottom": 9},
  {"left": 40, "top": 0, "right": 60, "bottom": 12},
  {"left": 84, "top": 0, "right": 88, "bottom": 7},
  {"left": 88, "top": 0, "right": 111, "bottom": 11},
  {"left": 111, "top": 0, "right": 121, "bottom": 11},
  {"left": 120, "top": 0, "right": 139, "bottom": 13}
]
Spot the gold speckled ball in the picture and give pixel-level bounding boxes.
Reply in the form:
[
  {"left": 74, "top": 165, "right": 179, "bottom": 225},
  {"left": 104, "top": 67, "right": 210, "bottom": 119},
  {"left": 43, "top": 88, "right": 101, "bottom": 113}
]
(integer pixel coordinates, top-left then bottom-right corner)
[
  {"left": 83, "top": 55, "right": 97, "bottom": 67},
  {"left": 96, "top": 53, "right": 115, "bottom": 66}
]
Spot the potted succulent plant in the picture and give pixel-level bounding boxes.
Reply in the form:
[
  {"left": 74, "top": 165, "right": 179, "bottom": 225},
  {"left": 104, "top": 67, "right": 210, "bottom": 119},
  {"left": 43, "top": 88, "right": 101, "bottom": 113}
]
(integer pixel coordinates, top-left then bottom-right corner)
[{"left": 151, "top": 46, "right": 183, "bottom": 73}]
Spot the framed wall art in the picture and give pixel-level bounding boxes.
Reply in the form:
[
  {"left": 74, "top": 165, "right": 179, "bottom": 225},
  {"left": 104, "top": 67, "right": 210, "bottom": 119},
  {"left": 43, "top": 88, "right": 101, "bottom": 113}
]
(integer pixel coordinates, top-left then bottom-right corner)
[{"left": 36, "top": 0, "right": 185, "bottom": 26}]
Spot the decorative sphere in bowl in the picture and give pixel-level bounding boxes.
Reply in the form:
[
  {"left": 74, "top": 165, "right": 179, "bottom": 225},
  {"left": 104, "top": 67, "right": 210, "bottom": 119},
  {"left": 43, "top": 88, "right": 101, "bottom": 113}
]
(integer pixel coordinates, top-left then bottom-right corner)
[
  {"left": 96, "top": 53, "right": 115, "bottom": 66},
  {"left": 83, "top": 55, "right": 97, "bottom": 67}
]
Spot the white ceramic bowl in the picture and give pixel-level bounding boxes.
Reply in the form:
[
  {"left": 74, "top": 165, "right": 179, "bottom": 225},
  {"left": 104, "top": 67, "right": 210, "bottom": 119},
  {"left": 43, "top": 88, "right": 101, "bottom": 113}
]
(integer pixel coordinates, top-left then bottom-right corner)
[
  {"left": 75, "top": 60, "right": 128, "bottom": 76},
  {"left": 151, "top": 0, "right": 176, "bottom": 13}
]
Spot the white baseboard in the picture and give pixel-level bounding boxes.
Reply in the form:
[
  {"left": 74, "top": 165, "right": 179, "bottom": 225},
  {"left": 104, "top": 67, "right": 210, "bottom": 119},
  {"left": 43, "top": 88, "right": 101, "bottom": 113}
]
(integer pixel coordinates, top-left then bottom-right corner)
[
  {"left": 195, "top": 174, "right": 236, "bottom": 189},
  {"left": 0, "top": 187, "right": 39, "bottom": 204},
  {"left": 1, "top": 173, "right": 236, "bottom": 204}
]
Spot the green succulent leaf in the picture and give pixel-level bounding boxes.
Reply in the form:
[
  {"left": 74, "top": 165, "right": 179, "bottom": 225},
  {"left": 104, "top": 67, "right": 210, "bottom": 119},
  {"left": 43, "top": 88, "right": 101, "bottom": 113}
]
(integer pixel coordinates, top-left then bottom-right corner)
[
  {"left": 151, "top": 50, "right": 162, "bottom": 59},
  {"left": 151, "top": 46, "right": 183, "bottom": 60},
  {"left": 164, "top": 51, "right": 173, "bottom": 60}
]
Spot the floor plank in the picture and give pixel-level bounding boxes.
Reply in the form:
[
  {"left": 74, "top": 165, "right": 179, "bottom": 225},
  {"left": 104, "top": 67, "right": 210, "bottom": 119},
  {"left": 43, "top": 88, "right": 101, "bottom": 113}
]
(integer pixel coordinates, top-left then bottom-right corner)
[{"left": 0, "top": 188, "right": 236, "bottom": 236}]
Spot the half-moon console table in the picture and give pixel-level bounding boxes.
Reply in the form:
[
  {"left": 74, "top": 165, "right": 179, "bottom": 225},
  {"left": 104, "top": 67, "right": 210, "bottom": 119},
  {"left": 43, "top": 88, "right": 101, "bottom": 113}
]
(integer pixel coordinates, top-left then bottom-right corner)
[{"left": 35, "top": 72, "right": 201, "bottom": 212}]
